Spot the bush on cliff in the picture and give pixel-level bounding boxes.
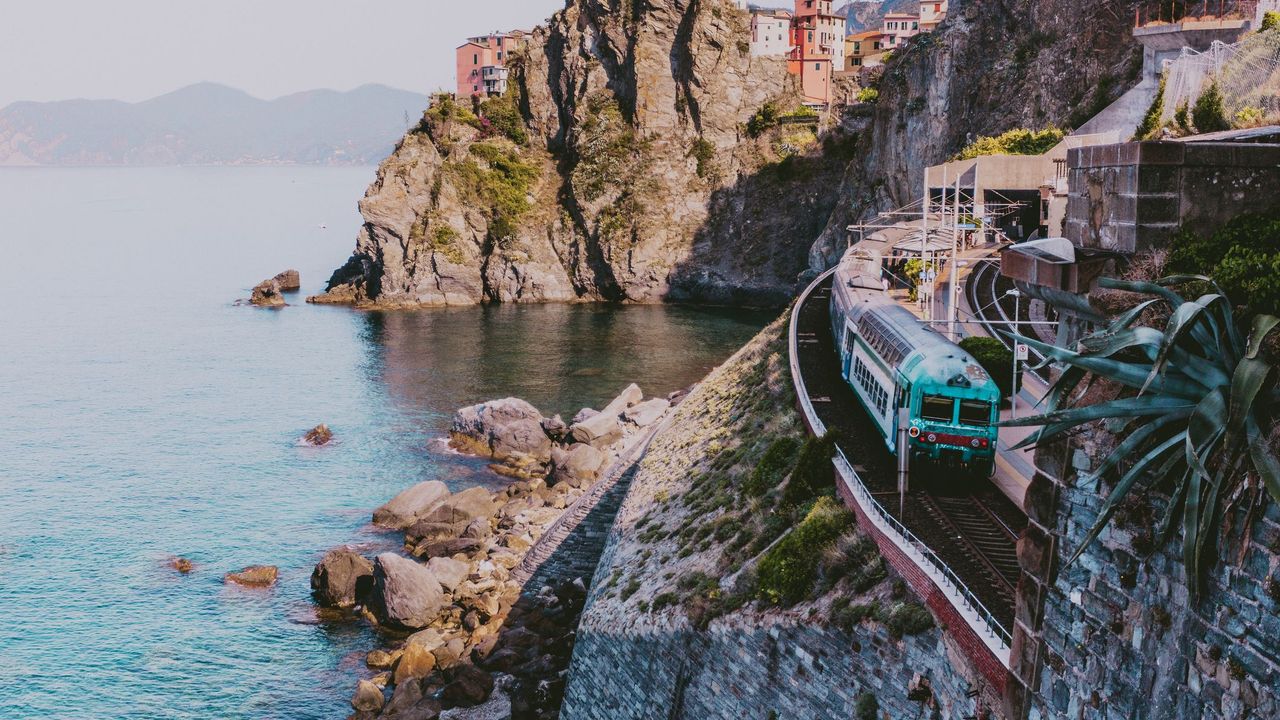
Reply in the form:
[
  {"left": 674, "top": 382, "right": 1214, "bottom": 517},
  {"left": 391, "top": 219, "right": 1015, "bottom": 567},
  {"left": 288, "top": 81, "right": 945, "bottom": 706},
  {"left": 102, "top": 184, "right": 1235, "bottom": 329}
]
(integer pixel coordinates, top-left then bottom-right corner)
[
  {"left": 1132, "top": 72, "right": 1166, "bottom": 141},
  {"left": 1192, "top": 82, "right": 1230, "bottom": 134},
  {"left": 1169, "top": 213, "right": 1280, "bottom": 321},
  {"left": 780, "top": 431, "right": 838, "bottom": 508},
  {"left": 954, "top": 127, "right": 1064, "bottom": 160},
  {"left": 448, "top": 142, "right": 540, "bottom": 246},
  {"left": 756, "top": 497, "right": 853, "bottom": 605},
  {"left": 742, "top": 436, "right": 800, "bottom": 497},
  {"left": 477, "top": 92, "right": 529, "bottom": 145}
]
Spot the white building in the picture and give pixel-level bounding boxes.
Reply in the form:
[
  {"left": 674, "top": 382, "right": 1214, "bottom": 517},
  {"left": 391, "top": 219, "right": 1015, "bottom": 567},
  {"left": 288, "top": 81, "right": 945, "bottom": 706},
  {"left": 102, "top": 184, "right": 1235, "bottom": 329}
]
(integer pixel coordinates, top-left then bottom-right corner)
[
  {"left": 918, "top": 0, "right": 948, "bottom": 32},
  {"left": 880, "top": 12, "right": 920, "bottom": 49},
  {"left": 750, "top": 10, "right": 793, "bottom": 56}
]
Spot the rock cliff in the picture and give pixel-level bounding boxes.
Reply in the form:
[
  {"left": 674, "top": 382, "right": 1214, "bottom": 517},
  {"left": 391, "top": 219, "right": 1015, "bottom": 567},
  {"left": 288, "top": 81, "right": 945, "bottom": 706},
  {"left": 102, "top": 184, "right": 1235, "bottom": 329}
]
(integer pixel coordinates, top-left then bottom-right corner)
[
  {"left": 317, "top": 0, "right": 1147, "bottom": 307},
  {"left": 314, "top": 0, "right": 854, "bottom": 309}
]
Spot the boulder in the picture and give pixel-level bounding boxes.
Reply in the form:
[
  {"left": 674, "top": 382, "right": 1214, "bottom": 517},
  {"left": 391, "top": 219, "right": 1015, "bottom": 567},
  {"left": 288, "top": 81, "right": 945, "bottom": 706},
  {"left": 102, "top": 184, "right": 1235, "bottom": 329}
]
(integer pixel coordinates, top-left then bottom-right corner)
[
  {"left": 370, "top": 553, "right": 446, "bottom": 630},
  {"left": 272, "top": 269, "right": 301, "bottom": 291},
  {"left": 600, "top": 383, "right": 643, "bottom": 417},
  {"left": 351, "top": 679, "right": 384, "bottom": 713},
  {"left": 301, "top": 424, "right": 333, "bottom": 446},
  {"left": 415, "top": 487, "right": 497, "bottom": 526},
  {"left": 550, "top": 443, "right": 609, "bottom": 486},
  {"left": 224, "top": 565, "right": 278, "bottom": 587},
  {"left": 427, "top": 557, "right": 470, "bottom": 593},
  {"left": 449, "top": 398, "right": 551, "bottom": 467},
  {"left": 394, "top": 643, "right": 438, "bottom": 684},
  {"left": 374, "top": 481, "right": 450, "bottom": 530},
  {"left": 568, "top": 412, "right": 623, "bottom": 449},
  {"left": 170, "top": 557, "right": 193, "bottom": 573},
  {"left": 250, "top": 279, "right": 285, "bottom": 307},
  {"left": 414, "top": 538, "right": 483, "bottom": 560},
  {"left": 310, "top": 547, "right": 373, "bottom": 608},
  {"left": 432, "top": 641, "right": 462, "bottom": 670},
  {"left": 540, "top": 414, "right": 569, "bottom": 442},
  {"left": 440, "top": 665, "right": 495, "bottom": 708},
  {"left": 404, "top": 520, "right": 466, "bottom": 548},
  {"left": 381, "top": 679, "right": 442, "bottom": 720},
  {"left": 367, "top": 648, "right": 398, "bottom": 670},
  {"left": 623, "top": 398, "right": 669, "bottom": 427},
  {"left": 571, "top": 408, "right": 598, "bottom": 424}
]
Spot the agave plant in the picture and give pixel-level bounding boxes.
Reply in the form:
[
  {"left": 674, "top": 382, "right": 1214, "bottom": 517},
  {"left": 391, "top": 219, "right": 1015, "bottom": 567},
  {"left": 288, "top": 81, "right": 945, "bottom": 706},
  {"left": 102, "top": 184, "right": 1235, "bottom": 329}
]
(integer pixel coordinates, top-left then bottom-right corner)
[{"left": 1001, "top": 274, "right": 1280, "bottom": 595}]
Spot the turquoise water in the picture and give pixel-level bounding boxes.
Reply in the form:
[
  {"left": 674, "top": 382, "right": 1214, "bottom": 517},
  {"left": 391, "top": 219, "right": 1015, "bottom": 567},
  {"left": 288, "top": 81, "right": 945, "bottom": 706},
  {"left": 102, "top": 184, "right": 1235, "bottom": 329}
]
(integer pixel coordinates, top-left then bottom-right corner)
[{"left": 0, "top": 167, "right": 771, "bottom": 719}]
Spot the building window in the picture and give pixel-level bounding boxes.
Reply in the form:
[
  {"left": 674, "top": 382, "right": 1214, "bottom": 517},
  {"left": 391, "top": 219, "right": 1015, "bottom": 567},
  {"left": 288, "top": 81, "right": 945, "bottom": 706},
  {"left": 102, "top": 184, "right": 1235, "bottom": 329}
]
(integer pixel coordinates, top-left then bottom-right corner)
[
  {"left": 815, "top": 62, "right": 820, "bottom": 70},
  {"left": 913, "top": 21, "right": 919, "bottom": 29},
  {"left": 473, "top": 85, "right": 479, "bottom": 92},
  {"left": 473, "top": 54, "right": 478, "bottom": 64}
]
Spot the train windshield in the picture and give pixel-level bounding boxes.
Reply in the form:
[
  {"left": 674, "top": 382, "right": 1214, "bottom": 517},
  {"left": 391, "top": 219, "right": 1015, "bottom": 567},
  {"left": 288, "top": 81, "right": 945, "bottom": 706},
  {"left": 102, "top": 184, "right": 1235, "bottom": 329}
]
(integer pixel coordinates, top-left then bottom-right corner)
[
  {"left": 959, "top": 400, "right": 994, "bottom": 427},
  {"left": 921, "top": 395, "right": 954, "bottom": 423}
]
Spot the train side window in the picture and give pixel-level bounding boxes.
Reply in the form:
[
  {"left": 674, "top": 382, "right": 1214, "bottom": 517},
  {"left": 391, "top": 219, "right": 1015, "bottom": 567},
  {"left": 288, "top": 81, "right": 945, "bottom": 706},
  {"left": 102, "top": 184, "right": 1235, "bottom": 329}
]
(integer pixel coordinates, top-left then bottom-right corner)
[
  {"left": 959, "top": 400, "right": 994, "bottom": 426},
  {"left": 921, "top": 395, "right": 954, "bottom": 423}
]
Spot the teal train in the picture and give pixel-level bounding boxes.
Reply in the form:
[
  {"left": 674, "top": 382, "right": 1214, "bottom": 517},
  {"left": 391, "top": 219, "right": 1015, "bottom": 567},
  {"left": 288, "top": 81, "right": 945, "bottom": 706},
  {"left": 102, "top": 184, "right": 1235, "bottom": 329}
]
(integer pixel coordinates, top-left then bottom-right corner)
[{"left": 829, "top": 243, "right": 1000, "bottom": 477}]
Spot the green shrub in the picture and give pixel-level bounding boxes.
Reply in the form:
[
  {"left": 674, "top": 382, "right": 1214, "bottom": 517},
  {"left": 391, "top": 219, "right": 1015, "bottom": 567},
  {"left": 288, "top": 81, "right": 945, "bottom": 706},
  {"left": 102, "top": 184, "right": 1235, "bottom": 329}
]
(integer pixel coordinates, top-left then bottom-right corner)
[
  {"left": 743, "top": 436, "right": 801, "bottom": 497},
  {"left": 448, "top": 142, "right": 539, "bottom": 246},
  {"left": 780, "top": 431, "right": 838, "bottom": 508},
  {"left": 572, "top": 92, "right": 644, "bottom": 202},
  {"left": 1133, "top": 73, "right": 1166, "bottom": 140},
  {"left": 652, "top": 592, "right": 680, "bottom": 611},
  {"left": 954, "top": 127, "right": 1064, "bottom": 160},
  {"left": 1261, "top": 10, "right": 1280, "bottom": 32},
  {"left": 477, "top": 92, "right": 528, "bottom": 145},
  {"left": 833, "top": 599, "right": 881, "bottom": 632},
  {"left": 818, "top": 530, "right": 886, "bottom": 594},
  {"left": 747, "top": 101, "right": 780, "bottom": 137},
  {"left": 1168, "top": 213, "right": 1280, "bottom": 320},
  {"left": 881, "top": 601, "right": 935, "bottom": 638},
  {"left": 757, "top": 497, "right": 853, "bottom": 605},
  {"left": 856, "top": 87, "right": 879, "bottom": 104},
  {"left": 1192, "top": 82, "right": 1230, "bottom": 133},
  {"left": 620, "top": 578, "right": 641, "bottom": 601},
  {"left": 855, "top": 693, "right": 879, "bottom": 720},
  {"left": 1235, "top": 105, "right": 1266, "bottom": 128},
  {"left": 689, "top": 137, "right": 717, "bottom": 179},
  {"left": 1174, "top": 100, "right": 1193, "bottom": 134},
  {"left": 959, "top": 336, "right": 1015, "bottom": 397}
]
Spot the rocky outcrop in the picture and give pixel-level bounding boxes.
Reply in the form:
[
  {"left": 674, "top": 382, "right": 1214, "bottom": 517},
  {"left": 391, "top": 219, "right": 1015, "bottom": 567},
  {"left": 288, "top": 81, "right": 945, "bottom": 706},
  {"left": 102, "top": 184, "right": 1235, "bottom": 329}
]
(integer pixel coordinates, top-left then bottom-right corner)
[
  {"left": 312, "top": 0, "right": 852, "bottom": 309},
  {"left": 370, "top": 553, "right": 448, "bottom": 630},
  {"left": 311, "top": 547, "right": 373, "bottom": 608},
  {"left": 224, "top": 565, "right": 278, "bottom": 587},
  {"left": 373, "top": 481, "right": 451, "bottom": 530},
  {"left": 449, "top": 399, "right": 552, "bottom": 472},
  {"left": 249, "top": 279, "right": 285, "bottom": 307},
  {"left": 301, "top": 423, "right": 333, "bottom": 446},
  {"left": 272, "top": 269, "right": 300, "bottom": 291}
]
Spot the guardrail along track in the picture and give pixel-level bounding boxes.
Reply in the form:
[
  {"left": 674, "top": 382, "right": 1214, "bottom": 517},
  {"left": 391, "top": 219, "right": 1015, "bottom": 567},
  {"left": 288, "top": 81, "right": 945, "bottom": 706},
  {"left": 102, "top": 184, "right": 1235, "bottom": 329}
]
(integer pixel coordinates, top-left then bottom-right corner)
[{"left": 792, "top": 273, "right": 1027, "bottom": 648}]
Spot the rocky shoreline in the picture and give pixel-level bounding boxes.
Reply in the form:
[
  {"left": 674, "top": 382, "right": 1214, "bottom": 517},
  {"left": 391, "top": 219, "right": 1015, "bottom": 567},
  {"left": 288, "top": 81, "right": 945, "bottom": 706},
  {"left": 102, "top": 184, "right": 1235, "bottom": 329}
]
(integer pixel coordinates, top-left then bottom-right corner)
[{"left": 309, "top": 384, "right": 679, "bottom": 719}]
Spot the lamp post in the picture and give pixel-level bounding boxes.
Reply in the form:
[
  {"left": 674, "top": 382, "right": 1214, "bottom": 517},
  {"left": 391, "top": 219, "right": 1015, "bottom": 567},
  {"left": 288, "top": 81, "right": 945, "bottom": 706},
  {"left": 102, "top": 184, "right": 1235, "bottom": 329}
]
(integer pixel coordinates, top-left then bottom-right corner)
[{"left": 1006, "top": 288, "right": 1023, "bottom": 419}]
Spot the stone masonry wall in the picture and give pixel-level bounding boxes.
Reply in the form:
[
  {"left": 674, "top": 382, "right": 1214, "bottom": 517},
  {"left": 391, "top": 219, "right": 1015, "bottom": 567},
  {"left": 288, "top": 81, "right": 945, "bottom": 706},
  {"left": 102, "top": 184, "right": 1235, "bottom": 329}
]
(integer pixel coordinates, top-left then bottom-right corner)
[
  {"left": 1009, "top": 434, "right": 1280, "bottom": 720},
  {"left": 1064, "top": 141, "right": 1280, "bottom": 256}
]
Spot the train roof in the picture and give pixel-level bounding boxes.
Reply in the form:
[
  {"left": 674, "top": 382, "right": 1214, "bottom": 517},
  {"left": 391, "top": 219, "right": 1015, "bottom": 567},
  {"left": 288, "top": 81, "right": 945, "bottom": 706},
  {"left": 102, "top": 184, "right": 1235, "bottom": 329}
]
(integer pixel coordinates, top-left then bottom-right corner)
[{"left": 831, "top": 246, "right": 999, "bottom": 397}]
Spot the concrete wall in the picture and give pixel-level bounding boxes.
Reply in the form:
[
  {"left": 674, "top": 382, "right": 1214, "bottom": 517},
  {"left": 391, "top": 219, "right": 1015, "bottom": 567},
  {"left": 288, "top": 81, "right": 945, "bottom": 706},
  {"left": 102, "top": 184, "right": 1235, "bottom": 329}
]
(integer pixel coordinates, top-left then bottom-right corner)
[{"left": 1064, "top": 140, "right": 1280, "bottom": 255}]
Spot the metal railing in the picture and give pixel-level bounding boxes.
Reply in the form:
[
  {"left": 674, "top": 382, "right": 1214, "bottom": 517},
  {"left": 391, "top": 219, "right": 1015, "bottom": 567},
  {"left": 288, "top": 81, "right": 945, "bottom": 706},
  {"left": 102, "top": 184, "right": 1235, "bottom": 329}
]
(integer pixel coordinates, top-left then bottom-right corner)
[{"left": 789, "top": 268, "right": 1013, "bottom": 661}]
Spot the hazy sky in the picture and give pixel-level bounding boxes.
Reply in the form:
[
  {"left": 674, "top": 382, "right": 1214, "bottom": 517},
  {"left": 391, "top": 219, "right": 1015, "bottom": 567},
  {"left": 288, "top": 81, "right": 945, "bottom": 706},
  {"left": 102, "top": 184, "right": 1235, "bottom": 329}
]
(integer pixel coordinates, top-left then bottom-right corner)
[{"left": 0, "top": 0, "right": 565, "bottom": 107}]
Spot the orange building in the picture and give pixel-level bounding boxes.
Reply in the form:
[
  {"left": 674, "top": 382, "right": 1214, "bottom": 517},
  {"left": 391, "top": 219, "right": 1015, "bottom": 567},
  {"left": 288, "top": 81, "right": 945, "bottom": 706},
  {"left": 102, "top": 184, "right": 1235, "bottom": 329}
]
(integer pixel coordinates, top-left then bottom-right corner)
[
  {"left": 455, "top": 31, "right": 527, "bottom": 99},
  {"left": 786, "top": 0, "right": 846, "bottom": 104}
]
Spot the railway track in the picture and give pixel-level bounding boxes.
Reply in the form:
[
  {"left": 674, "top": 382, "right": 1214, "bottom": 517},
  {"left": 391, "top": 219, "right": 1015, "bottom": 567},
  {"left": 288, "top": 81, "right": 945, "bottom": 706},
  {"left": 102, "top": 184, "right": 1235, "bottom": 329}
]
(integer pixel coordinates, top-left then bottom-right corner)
[
  {"left": 795, "top": 275, "right": 1026, "bottom": 632},
  {"left": 966, "top": 258, "right": 1048, "bottom": 385}
]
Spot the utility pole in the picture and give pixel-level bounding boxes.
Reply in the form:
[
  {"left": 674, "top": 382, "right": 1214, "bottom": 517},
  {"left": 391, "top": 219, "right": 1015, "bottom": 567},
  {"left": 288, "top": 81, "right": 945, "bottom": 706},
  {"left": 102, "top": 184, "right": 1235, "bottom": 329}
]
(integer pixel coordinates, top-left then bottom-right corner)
[
  {"left": 1009, "top": 289, "right": 1023, "bottom": 419},
  {"left": 921, "top": 169, "right": 929, "bottom": 311},
  {"left": 949, "top": 172, "right": 961, "bottom": 339},
  {"left": 897, "top": 408, "right": 910, "bottom": 516}
]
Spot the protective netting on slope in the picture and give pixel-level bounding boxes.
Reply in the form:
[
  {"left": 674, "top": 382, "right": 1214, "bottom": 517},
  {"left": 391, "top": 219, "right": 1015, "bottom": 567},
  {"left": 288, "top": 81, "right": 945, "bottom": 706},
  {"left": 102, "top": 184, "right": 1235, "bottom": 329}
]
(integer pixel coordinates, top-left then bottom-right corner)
[{"left": 1162, "top": 30, "right": 1280, "bottom": 124}]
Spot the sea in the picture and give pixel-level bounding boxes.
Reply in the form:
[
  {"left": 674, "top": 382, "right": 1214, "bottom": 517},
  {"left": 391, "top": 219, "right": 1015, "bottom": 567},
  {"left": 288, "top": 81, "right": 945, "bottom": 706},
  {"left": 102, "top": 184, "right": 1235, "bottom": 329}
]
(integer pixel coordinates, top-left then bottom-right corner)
[{"left": 0, "top": 167, "right": 772, "bottom": 719}]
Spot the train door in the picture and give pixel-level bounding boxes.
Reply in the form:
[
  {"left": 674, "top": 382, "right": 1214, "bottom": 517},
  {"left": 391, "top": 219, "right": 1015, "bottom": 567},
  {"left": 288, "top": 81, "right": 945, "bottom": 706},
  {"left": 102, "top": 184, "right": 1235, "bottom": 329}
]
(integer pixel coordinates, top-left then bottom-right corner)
[{"left": 842, "top": 323, "right": 856, "bottom": 381}]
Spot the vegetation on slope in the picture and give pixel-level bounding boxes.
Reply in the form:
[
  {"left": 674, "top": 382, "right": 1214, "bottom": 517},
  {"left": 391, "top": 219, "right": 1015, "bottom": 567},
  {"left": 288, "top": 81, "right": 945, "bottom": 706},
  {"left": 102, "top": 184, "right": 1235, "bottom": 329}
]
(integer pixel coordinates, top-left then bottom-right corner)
[{"left": 954, "top": 127, "right": 1065, "bottom": 160}]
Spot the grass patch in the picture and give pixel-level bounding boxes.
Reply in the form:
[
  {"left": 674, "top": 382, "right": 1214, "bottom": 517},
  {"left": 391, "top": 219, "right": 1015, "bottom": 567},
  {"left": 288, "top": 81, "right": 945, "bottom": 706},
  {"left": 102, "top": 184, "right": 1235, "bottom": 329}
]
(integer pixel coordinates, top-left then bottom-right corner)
[{"left": 756, "top": 497, "right": 853, "bottom": 605}]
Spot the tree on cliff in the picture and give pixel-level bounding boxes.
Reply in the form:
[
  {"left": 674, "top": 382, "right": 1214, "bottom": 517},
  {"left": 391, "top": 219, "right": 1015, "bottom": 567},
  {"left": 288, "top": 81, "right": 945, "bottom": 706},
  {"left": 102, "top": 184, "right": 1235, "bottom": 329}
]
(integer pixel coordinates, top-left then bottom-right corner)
[{"left": 1192, "top": 82, "right": 1230, "bottom": 134}]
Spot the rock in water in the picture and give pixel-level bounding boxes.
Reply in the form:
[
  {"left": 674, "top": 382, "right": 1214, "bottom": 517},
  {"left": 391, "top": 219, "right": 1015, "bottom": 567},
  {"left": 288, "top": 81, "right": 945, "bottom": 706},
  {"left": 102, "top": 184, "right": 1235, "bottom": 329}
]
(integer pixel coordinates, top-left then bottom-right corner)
[
  {"left": 170, "top": 557, "right": 193, "bottom": 573},
  {"left": 370, "top": 553, "right": 446, "bottom": 630},
  {"left": 373, "top": 481, "right": 450, "bottom": 529},
  {"left": 351, "top": 679, "right": 385, "bottom": 713},
  {"left": 272, "top": 269, "right": 301, "bottom": 291},
  {"left": 249, "top": 279, "right": 285, "bottom": 307},
  {"left": 310, "top": 547, "right": 373, "bottom": 608},
  {"left": 225, "top": 565, "right": 278, "bottom": 587},
  {"left": 301, "top": 424, "right": 333, "bottom": 446},
  {"left": 450, "top": 398, "right": 552, "bottom": 469},
  {"left": 413, "top": 487, "right": 496, "bottom": 526}
]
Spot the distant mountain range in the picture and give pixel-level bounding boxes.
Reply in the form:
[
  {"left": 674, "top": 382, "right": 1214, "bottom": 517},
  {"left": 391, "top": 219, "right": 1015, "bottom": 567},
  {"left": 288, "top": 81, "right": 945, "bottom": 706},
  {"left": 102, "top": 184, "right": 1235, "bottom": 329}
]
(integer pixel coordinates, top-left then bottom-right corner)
[
  {"left": 0, "top": 83, "right": 430, "bottom": 166},
  {"left": 837, "top": 0, "right": 920, "bottom": 32}
]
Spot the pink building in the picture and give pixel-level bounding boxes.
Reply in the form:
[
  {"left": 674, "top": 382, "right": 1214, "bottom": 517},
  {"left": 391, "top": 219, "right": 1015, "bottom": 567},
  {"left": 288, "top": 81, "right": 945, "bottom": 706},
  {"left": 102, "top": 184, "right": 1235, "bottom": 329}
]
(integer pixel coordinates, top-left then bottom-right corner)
[
  {"left": 786, "top": 0, "right": 847, "bottom": 105},
  {"left": 455, "top": 31, "right": 527, "bottom": 99},
  {"left": 881, "top": 12, "right": 921, "bottom": 49}
]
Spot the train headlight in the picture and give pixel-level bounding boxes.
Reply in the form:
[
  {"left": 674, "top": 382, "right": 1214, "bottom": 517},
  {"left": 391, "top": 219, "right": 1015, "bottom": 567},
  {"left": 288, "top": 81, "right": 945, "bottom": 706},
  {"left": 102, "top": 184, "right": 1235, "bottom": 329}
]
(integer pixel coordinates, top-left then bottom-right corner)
[
  {"left": 908, "top": 426, "right": 920, "bottom": 438},
  {"left": 971, "top": 438, "right": 981, "bottom": 448},
  {"left": 926, "top": 433, "right": 937, "bottom": 443}
]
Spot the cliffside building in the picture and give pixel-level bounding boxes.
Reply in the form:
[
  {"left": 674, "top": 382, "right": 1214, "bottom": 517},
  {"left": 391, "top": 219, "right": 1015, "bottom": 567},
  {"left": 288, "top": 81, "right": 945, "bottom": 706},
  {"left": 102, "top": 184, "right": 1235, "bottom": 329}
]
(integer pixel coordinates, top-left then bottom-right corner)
[
  {"left": 787, "top": 0, "right": 847, "bottom": 104},
  {"left": 749, "top": 9, "right": 793, "bottom": 56},
  {"left": 455, "top": 31, "right": 528, "bottom": 99},
  {"left": 843, "top": 30, "right": 887, "bottom": 71},
  {"left": 880, "top": 12, "right": 921, "bottom": 48},
  {"left": 918, "top": 0, "right": 949, "bottom": 32}
]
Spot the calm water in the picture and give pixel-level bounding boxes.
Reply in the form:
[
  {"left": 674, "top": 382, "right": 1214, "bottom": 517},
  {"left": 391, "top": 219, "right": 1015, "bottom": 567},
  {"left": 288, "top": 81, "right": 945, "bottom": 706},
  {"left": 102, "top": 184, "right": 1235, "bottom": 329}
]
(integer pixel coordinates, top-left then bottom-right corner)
[{"left": 0, "top": 167, "right": 771, "bottom": 720}]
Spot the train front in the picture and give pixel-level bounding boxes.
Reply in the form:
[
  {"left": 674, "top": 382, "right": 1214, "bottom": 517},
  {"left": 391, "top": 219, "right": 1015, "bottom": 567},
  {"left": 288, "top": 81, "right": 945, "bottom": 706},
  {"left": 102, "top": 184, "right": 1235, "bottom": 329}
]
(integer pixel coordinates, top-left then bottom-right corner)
[{"left": 903, "top": 354, "right": 1000, "bottom": 476}]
